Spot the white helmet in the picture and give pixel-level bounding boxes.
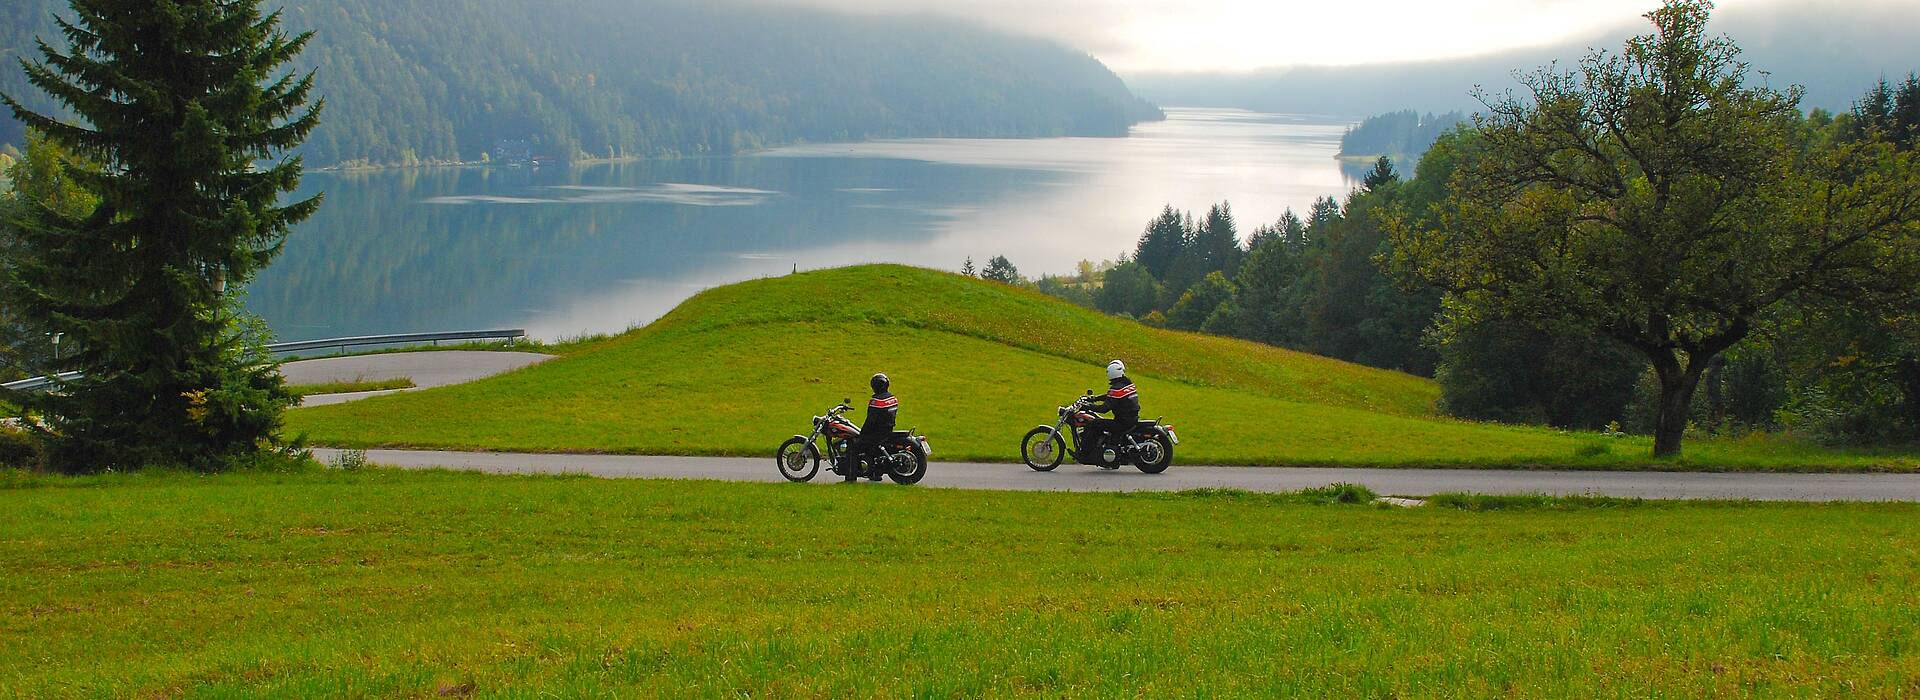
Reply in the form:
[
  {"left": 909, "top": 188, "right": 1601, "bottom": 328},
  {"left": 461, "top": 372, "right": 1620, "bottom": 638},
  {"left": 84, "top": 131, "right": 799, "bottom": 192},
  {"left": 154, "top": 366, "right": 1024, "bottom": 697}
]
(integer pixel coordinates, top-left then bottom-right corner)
[{"left": 1106, "top": 359, "right": 1126, "bottom": 380}]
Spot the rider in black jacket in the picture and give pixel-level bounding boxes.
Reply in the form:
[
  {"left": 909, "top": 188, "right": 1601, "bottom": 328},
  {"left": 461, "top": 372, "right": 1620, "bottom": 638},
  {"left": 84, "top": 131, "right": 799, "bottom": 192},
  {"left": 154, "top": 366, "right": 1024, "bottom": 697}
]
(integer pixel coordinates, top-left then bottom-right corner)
[
  {"left": 1083, "top": 360, "right": 1139, "bottom": 462},
  {"left": 847, "top": 372, "right": 898, "bottom": 482}
]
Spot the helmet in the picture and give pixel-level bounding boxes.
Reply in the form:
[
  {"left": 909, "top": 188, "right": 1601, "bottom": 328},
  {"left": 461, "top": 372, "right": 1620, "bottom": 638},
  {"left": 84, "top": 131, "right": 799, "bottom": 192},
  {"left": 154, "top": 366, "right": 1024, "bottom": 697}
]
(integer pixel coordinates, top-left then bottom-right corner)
[
  {"left": 871, "top": 372, "right": 890, "bottom": 393},
  {"left": 1106, "top": 360, "right": 1125, "bottom": 380}
]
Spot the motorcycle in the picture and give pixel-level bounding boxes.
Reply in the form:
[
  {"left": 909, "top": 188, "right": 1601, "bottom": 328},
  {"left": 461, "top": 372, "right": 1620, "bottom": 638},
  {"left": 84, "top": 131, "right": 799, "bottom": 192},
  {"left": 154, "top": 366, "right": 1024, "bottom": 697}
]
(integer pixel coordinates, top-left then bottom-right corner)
[
  {"left": 777, "top": 399, "right": 930, "bottom": 484},
  {"left": 1021, "top": 390, "right": 1177, "bottom": 473}
]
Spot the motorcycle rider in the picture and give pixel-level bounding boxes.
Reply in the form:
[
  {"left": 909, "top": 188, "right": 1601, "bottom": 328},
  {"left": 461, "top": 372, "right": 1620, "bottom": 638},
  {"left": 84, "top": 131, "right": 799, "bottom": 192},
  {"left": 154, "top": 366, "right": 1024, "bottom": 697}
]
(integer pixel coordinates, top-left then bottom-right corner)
[
  {"left": 1083, "top": 359, "right": 1140, "bottom": 464},
  {"left": 845, "top": 372, "right": 899, "bottom": 482}
]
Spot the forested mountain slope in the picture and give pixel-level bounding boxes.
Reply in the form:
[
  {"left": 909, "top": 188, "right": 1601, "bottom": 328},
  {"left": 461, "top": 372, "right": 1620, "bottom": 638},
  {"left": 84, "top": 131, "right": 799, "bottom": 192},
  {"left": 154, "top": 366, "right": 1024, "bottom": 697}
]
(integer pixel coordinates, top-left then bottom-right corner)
[{"left": 0, "top": 0, "right": 1162, "bottom": 167}]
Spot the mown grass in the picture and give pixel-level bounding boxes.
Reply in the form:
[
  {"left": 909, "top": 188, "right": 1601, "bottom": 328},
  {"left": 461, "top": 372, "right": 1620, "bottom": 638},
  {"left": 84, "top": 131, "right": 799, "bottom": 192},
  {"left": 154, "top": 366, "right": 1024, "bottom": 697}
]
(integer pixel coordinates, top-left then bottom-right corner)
[
  {"left": 288, "top": 376, "right": 416, "bottom": 398},
  {"left": 0, "top": 468, "right": 1915, "bottom": 697},
  {"left": 286, "top": 265, "right": 1920, "bottom": 472}
]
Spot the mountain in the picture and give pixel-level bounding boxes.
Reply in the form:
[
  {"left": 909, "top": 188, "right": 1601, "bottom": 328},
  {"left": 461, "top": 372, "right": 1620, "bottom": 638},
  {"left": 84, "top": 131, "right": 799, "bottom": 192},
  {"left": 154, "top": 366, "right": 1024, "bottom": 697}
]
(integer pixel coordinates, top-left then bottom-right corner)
[
  {"left": 1128, "top": 1, "right": 1920, "bottom": 116},
  {"left": 0, "top": 0, "right": 1163, "bottom": 168}
]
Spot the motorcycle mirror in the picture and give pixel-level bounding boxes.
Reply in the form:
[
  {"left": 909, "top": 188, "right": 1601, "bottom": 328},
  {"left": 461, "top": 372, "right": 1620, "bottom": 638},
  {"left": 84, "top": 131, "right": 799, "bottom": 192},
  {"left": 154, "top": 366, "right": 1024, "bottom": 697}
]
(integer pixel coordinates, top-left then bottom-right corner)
[
  {"left": 1086, "top": 389, "right": 1094, "bottom": 395},
  {"left": 843, "top": 398, "right": 851, "bottom": 405}
]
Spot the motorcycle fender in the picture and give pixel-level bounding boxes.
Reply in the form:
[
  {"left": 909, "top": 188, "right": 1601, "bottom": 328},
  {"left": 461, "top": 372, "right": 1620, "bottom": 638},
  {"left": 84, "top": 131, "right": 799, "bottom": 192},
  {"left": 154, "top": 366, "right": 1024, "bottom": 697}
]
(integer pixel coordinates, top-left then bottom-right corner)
[
  {"left": 790, "top": 435, "right": 819, "bottom": 452},
  {"left": 1154, "top": 426, "right": 1179, "bottom": 445}
]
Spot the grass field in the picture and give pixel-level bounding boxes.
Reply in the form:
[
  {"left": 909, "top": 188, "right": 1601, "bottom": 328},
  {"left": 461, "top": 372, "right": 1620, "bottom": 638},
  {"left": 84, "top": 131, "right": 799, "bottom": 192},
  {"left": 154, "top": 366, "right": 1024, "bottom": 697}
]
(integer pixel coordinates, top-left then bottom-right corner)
[
  {"left": 285, "top": 265, "right": 1920, "bottom": 471},
  {"left": 1, "top": 468, "right": 1915, "bottom": 696},
  {"left": 288, "top": 376, "right": 416, "bottom": 398}
]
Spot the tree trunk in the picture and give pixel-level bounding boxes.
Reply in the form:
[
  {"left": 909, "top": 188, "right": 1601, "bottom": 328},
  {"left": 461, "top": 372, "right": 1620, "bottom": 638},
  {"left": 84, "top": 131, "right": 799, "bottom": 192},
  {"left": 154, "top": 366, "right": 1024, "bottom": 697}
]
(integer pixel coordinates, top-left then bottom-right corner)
[{"left": 1650, "top": 352, "right": 1707, "bottom": 459}]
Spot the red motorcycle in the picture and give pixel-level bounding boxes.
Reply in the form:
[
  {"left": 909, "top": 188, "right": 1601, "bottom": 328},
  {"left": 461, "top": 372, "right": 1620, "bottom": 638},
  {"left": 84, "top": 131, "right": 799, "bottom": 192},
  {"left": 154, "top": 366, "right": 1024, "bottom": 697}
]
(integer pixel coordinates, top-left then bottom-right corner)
[{"left": 777, "top": 399, "right": 930, "bottom": 484}]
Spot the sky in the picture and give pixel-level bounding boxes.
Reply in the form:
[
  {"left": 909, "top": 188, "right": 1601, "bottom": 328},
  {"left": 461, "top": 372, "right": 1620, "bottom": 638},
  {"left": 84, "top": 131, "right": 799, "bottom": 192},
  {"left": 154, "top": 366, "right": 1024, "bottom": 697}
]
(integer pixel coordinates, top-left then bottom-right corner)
[{"left": 765, "top": 0, "right": 1841, "bottom": 74}]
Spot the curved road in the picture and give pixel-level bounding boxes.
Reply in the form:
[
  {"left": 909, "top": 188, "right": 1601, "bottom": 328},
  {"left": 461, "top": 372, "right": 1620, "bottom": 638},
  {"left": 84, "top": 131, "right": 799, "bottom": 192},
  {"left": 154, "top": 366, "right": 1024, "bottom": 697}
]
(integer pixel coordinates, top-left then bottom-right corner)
[
  {"left": 313, "top": 448, "right": 1920, "bottom": 502},
  {"left": 286, "top": 351, "right": 554, "bottom": 406}
]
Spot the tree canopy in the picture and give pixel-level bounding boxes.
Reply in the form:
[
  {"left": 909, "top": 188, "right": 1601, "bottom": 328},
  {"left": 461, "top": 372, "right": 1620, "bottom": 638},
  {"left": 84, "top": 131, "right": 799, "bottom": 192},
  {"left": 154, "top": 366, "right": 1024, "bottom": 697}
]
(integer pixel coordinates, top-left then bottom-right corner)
[
  {"left": 2, "top": 0, "right": 321, "bottom": 471},
  {"left": 1387, "top": 0, "right": 1920, "bottom": 457}
]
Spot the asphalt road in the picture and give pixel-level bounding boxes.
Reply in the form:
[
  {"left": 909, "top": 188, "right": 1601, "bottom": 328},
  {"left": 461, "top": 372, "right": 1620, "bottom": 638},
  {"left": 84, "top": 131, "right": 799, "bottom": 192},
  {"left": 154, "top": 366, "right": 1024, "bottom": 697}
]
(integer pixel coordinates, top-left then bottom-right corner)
[
  {"left": 285, "top": 351, "right": 553, "bottom": 406},
  {"left": 312, "top": 448, "right": 1920, "bottom": 502}
]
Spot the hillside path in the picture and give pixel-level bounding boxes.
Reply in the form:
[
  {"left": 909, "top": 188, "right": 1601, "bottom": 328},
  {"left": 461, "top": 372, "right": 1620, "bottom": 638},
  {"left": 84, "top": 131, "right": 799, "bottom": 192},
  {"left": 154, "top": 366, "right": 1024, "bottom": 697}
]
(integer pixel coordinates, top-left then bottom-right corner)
[
  {"left": 312, "top": 448, "right": 1920, "bottom": 502},
  {"left": 286, "top": 351, "right": 554, "bottom": 406}
]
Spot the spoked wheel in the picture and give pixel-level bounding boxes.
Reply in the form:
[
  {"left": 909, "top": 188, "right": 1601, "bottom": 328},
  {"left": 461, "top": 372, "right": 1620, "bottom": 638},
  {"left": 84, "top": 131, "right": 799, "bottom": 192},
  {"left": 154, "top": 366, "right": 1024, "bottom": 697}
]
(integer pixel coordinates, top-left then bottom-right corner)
[
  {"left": 887, "top": 448, "right": 928, "bottom": 485},
  {"left": 1022, "top": 428, "right": 1065, "bottom": 472},
  {"left": 1134, "top": 434, "right": 1174, "bottom": 474},
  {"left": 776, "top": 437, "right": 821, "bottom": 482}
]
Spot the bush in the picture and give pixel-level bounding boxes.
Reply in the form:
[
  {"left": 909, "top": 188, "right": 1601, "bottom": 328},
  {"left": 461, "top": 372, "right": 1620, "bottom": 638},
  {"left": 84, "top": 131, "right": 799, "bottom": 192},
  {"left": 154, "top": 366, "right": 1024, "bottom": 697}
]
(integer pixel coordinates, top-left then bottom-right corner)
[
  {"left": 0, "top": 425, "right": 43, "bottom": 470},
  {"left": 1298, "top": 482, "right": 1377, "bottom": 505}
]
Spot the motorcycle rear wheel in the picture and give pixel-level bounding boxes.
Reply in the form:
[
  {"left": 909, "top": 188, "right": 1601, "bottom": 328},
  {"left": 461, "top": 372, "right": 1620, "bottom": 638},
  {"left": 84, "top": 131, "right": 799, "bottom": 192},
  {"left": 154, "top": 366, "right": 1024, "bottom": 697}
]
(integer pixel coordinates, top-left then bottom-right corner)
[
  {"left": 776, "top": 437, "right": 820, "bottom": 482},
  {"left": 1134, "top": 434, "right": 1174, "bottom": 474},
  {"left": 1021, "top": 428, "right": 1065, "bottom": 472},
  {"left": 887, "top": 448, "right": 928, "bottom": 485}
]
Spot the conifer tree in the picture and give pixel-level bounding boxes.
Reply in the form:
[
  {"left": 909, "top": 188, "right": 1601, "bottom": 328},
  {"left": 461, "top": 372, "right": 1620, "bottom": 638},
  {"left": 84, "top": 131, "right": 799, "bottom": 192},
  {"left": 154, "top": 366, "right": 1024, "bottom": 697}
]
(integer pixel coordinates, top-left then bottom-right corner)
[
  {"left": 1361, "top": 156, "right": 1398, "bottom": 191},
  {"left": 2, "top": 0, "right": 322, "bottom": 471}
]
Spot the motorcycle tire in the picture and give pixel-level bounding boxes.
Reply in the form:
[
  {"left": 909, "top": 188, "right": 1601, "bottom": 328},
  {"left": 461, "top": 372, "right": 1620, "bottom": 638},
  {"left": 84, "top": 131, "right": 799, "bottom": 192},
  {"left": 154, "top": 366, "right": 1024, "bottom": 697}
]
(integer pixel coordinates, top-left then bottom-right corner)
[
  {"left": 887, "top": 448, "right": 928, "bottom": 485},
  {"left": 1134, "top": 434, "right": 1174, "bottom": 474},
  {"left": 776, "top": 437, "right": 821, "bottom": 482},
  {"left": 1021, "top": 427, "right": 1065, "bottom": 472}
]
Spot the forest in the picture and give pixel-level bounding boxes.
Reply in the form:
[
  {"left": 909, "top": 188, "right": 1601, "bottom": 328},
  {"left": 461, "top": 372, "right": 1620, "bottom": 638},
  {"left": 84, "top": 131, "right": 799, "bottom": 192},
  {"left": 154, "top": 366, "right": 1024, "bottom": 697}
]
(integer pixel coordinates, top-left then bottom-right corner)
[
  {"left": 999, "top": 74, "right": 1920, "bottom": 449},
  {"left": 0, "top": 0, "right": 1162, "bottom": 168},
  {"left": 1336, "top": 110, "right": 1465, "bottom": 169}
]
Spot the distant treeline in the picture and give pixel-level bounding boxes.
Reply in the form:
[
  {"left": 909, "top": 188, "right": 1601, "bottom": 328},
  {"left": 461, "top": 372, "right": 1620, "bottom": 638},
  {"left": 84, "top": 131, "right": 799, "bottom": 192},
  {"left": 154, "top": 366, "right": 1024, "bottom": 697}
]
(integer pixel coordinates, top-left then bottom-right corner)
[
  {"left": 1336, "top": 110, "right": 1465, "bottom": 169},
  {"left": 0, "top": 0, "right": 1163, "bottom": 168},
  {"left": 981, "top": 74, "right": 1920, "bottom": 446}
]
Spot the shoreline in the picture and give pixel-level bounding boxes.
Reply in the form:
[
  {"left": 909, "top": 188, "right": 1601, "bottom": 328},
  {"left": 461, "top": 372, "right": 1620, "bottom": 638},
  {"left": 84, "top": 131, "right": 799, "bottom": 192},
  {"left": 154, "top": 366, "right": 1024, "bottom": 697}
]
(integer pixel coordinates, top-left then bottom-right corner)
[{"left": 306, "top": 121, "right": 1167, "bottom": 175}]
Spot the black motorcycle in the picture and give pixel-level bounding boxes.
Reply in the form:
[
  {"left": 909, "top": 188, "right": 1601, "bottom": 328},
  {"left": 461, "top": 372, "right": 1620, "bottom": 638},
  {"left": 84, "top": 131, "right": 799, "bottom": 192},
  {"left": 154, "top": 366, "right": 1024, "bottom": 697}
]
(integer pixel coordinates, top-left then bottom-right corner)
[
  {"left": 1021, "top": 390, "right": 1178, "bottom": 473},
  {"left": 777, "top": 399, "right": 930, "bottom": 484}
]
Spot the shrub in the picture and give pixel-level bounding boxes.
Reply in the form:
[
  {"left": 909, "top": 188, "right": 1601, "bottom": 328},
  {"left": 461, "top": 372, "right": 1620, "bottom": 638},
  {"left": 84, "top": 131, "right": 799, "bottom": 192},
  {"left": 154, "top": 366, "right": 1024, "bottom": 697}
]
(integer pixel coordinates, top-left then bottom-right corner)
[
  {"left": 0, "top": 425, "right": 42, "bottom": 470},
  {"left": 1298, "top": 482, "right": 1377, "bottom": 505}
]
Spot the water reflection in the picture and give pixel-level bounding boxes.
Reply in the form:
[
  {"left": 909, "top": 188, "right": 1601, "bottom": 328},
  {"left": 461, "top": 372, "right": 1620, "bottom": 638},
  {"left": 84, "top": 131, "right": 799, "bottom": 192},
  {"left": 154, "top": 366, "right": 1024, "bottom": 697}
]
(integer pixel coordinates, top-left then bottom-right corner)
[{"left": 246, "top": 109, "right": 1357, "bottom": 341}]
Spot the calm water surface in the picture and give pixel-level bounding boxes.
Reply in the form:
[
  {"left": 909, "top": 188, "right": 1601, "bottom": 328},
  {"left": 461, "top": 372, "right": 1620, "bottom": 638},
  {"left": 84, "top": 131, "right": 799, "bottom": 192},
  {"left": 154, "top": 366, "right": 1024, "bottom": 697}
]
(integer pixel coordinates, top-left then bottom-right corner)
[{"left": 246, "top": 109, "right": 1357, "bottom": 341}]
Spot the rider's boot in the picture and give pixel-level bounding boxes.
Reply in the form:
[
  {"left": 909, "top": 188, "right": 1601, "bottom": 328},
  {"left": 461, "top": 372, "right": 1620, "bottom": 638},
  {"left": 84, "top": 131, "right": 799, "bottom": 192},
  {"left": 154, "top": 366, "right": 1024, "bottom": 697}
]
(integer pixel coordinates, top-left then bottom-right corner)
[{"left": 843, "top": 457, "right": 858, "bottom": 483}]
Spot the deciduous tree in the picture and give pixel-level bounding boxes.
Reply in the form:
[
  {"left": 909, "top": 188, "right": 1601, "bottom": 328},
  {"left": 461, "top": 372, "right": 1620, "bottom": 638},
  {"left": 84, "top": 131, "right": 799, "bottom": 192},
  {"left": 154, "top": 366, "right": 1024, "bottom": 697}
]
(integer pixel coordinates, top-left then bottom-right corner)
[{"left": 1389, "top": 0, "right": 1920, "bottom": 457}]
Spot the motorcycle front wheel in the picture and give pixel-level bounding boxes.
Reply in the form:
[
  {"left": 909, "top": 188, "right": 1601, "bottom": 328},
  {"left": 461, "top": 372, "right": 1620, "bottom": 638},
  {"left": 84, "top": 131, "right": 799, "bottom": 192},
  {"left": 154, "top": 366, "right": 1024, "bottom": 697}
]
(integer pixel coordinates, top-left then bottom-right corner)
[
  {"left": 887, "top": 448, "right": 928, "bottom": 485},
  {"left": 776, "top": 437, "right": 821, "bottom": 482},
  {"left": 1021, "top": 428, "right": 1065, "bottom": 472},
  {"left": 1134, "top": 434, "right": 1174, "bottom": 474}
]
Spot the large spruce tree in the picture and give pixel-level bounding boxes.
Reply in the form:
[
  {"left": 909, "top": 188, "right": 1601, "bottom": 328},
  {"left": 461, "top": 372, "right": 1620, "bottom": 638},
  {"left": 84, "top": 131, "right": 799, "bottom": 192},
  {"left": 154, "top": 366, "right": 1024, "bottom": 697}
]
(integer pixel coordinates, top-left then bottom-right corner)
[{"left": 2, "top": 0, "right": 321, "bottom": 471}]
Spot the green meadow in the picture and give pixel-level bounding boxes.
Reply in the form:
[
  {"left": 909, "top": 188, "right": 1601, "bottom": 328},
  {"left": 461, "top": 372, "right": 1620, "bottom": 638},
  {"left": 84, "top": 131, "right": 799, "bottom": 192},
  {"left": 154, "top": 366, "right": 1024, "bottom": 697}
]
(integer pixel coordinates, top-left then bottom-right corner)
[
  {"left": 1, "top": 468, "right": 1915, "bottom": 696},
  {"left": 286, "top": 265, "right": 1919, "bottom": 472}
]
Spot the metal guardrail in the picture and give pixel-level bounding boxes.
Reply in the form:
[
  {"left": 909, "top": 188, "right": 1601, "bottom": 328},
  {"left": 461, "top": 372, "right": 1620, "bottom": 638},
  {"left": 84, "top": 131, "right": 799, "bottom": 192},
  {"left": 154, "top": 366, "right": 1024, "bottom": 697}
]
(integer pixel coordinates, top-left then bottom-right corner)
[
  {"left": 1, "top": 371, "right": 82, "bottom": 394},
  {"left": 1, "top": 329, "right": 525, "bottom": 393},
  {"left": 266, "top": 329, "right": 526, "bottom": 355}
]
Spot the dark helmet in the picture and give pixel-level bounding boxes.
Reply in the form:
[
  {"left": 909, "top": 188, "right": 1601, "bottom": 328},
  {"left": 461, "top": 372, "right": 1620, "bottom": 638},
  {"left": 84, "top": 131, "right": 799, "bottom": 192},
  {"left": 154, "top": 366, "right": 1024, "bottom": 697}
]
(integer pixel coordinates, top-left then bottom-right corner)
[{"left": 871, "top": 372, "right": 890, "bottom": 394}]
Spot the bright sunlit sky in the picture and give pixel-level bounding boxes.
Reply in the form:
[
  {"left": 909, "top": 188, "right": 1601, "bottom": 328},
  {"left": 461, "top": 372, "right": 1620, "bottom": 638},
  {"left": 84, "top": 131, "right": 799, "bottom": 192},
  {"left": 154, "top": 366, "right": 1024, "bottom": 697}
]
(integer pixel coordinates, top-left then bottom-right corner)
[{"left": 771, "top": 0, "right": 1786, "bottom": 73}]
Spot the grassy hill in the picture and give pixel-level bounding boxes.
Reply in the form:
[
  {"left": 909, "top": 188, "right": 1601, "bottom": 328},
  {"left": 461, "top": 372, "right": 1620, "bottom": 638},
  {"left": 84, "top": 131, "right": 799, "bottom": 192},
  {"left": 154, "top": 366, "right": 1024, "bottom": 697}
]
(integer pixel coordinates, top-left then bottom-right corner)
[{"left": 285, "top": 265, "right": 1918, "bottom": 471}]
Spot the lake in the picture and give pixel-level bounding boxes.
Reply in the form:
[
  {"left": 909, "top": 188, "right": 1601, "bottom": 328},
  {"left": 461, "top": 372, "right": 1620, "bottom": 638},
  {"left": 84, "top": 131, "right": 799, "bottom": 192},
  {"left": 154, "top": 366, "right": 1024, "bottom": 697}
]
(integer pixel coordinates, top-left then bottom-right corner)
[{"left": 246, "top": 108, "right": 1358, "bottom": 341}]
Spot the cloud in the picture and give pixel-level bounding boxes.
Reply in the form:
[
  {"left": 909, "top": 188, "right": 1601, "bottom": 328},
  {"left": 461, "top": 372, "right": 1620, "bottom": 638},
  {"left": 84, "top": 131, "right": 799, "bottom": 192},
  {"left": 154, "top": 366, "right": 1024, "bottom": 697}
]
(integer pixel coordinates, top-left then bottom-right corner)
[{"left": 751, "top": 0, "right": 1905, "bottom": 74}]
